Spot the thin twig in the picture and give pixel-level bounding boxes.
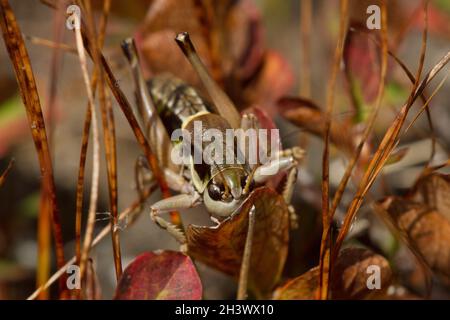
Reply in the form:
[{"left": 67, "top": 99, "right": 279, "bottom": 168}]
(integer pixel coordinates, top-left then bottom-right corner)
[
  {"left": 69, "top": 8, "right": 101, "bottom": 280},
  {"left": 404, "top": 69, "right": 449, "bottom": 135},
  {"left": 27, "top": 186, "right": 157, "bottom": 300},
  {"left": 333, "top": 54, "right": 450, "bottom": 264},
  {"left": 0, "top": 158, "right": 14, "bottom": 187},
  {"left": 37, "top": 2, "right": 67, "bottom": 299},
  {"left": 317, "top": 0, "right": 348, "bottom": 300},
  {"left": 74, "top": 0, "right": 111, "bottom": 279},
  {"left": 237, "top": 206, "right": 256, "bottom": 300},
  {"left": 41, "top": 0, "right": 177, "bottom": 229},
  {"left": 82, "top": 0, "right": 122, "bottom": 281},
  {"left": 0, "top": 0, "right": 66, "bottom": 293},
  {"left": 329, "top": 1, "right": 389, "bottom": 232}
]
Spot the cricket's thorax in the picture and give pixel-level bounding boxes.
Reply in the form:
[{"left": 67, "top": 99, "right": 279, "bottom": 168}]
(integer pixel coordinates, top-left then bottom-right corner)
[
  {"left": 147, "top": 74, "right": 250, "bottom": 218},
  {"left": 183, "top": 113, "right": 248, "bottom": 192}
]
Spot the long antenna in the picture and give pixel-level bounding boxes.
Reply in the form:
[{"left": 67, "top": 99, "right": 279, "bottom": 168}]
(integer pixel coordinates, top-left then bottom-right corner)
[{"left": 175, "top": 32, "right": 241, "bottom": 129}]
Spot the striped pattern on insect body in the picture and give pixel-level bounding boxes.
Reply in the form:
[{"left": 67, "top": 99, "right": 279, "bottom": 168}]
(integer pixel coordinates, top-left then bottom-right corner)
[{"left": 148, "top": 74, "right": 253, "bottom": 219}]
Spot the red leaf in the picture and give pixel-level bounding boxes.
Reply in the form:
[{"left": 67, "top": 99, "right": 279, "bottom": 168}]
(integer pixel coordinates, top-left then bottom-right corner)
[
  {"left": 114, "top": 251, "right": 202, "bottom": 300},
  {"left": 344, "top": 24, "right": 381, "bottom": 104}
]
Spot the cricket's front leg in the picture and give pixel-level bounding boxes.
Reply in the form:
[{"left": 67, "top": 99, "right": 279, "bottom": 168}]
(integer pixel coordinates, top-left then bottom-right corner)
[
  {"left": 135, "top": 155, "right": 193, "bottom": 194},
  {"left": 253, "top": 147, "right": 303, "bottom": 229},
  {"left": 253, "top": 146, "right": 303, "bottom": 184},
  {"left": 150, "top": 193, "right": 201, "bottom": 248}
]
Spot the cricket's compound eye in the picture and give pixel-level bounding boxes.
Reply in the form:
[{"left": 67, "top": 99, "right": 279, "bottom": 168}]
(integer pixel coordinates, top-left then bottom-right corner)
[{"left": 207, "top": 183, "right": 222, "bottom": 201}]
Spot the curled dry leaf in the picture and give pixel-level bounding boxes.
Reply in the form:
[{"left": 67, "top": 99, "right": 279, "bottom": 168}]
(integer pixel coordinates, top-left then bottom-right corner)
[
  {"left": 384, "top": 147, "right": 409, "bottom": 166},
  {"left": 411, "top": 173, "right": 450, "bottom": 221},
  {"left": 135, "top": 0, "right": 293, "bottom": 113},
  {"left": 186, "top": 187, "right": 290, "bottom": 298},
  {"left": 375, "top": 173, "right": 450, "bottom": 286},
  {"left": 114, "top": 251, "right": 202, "bottom": 300},
  {"left": 273, "top": 248, "right": 392, "bottom": 300},
  {"left": 378, "top": 194, "right": 450, "bottom": 284},
  {"left": 277, "top": 97, "right": 361, "bottom": 156},
  {"left": 330, "top": 247, "right": 392, "bottom": 299},
  {"left": 272, "top": 267, "right": 319, "bottom": 300}
]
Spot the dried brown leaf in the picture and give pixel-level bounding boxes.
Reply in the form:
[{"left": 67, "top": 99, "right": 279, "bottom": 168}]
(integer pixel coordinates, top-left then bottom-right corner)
[
  {"left": 274, "top": 248, "right": 392, "bottom": 300},
  {"left": 277, "top": 97, "right": 356, "bottom": 155},
  {"left": 186, "top": 187, "right": 289, "bottom": 298},
  {"left": 273, "top": 267, "right": 319, "bottom": 300},
  {"left": 378, "top": 197, "right": 450, "bottom": 283},
  {"left": 384, "top": 147, "right": 409, "bottom": 166},
  {"left": 330, "top": 248, "right": 392, "bottom": 299},
  {"left": 411, "top": 173, "right": 450, "bottom": 221}
]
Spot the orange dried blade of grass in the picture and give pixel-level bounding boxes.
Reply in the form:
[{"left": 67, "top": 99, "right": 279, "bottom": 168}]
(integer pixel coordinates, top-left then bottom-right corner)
[
  {"left": 37, "top": 2, "right": 66, "bottom": 299},
  {"left": 104, "top": 87, "right": 122, "bottom": 279},
  {"left": 404, "top": 69, "right": 450, "bottom": 135},
  {"left": 37, "top": 188, "right": 51, "bottom": 300},
  {"left": 73, "top": 21, "right": 101, "bottom": 281},
  {"left": 333, "top": 49, "right": 450, "bottom": 264},
  {"left": 79, "top": 28, "right": 180, "bottom": 226},
  {"left": 121, "top": 38, "right": 174, "bottom": 166},
  {"left": 0, "top": 158, "right": 14, "bottom": 187},
  {"left": 385, "top": 37, "right": 436, "bottom": 166},
  {"left": 383, "top": 36, "right": 436, "bottom": 164},
  {"left": 41, "top": 0, "right": 181, "bottom": 227},
  {"left": 28, "top": 185, "right": 158, "bottom": 300},
  {"left": 82, "top": 0, "right": 122, "bottom": 281},
  {"left": 75, "top": 105, "right": 91, "bottom": 264},
  {"left": 328, "top": 2, "right": 389, "bottom": 229},
  {"left": 317, "top": 0, "right": 348, "bottom": 300},
  {"left": 350, "top": 17, "right": 437, "bottom": 167},
  {"left": 120, "top": 39, "right": 181, "bottom": 225},
  {"left": 101, "top": 0, "right": 123, "bottom": 281},
  {"left": 349, "top": 26, "right": 436, "bottom": 157},
  {"left": 333, "top": 108, "right": 404, "bottom": 262},
  {"left": 74, "top": 0, "right": 111, "bottom": 269},
  {"left": 425, "top": 158, "right": 450, "bottom": 173},
  {"left": 0, "top": 0, "right": 66, "bottom": 292},
  {"left": 372, "top": 201, "right": 433, "bottom": 295}
]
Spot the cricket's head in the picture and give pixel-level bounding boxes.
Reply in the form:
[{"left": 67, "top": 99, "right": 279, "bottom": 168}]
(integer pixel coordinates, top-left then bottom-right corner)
[{"left": 203, "top": 167, "right": 253, "bottom": 218}]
